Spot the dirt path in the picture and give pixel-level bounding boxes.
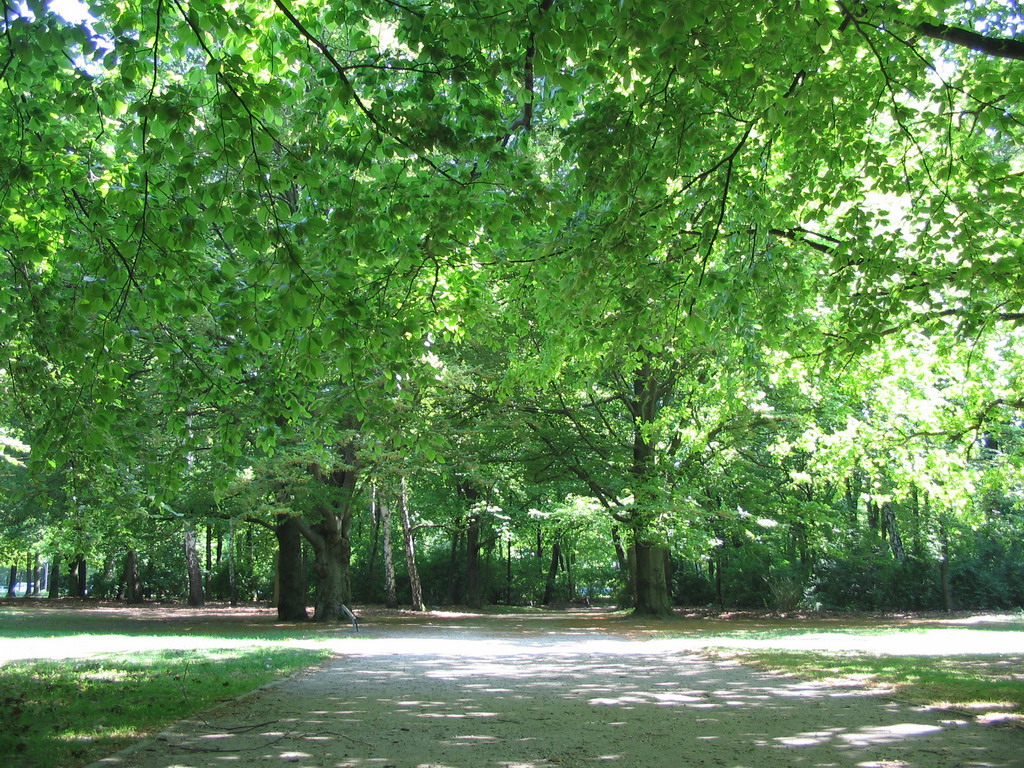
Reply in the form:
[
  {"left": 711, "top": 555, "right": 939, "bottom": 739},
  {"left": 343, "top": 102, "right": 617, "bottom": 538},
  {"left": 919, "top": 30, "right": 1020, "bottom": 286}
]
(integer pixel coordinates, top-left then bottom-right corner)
[{"left": 87, "top": 619, "right": 1023, "bottom": 768}]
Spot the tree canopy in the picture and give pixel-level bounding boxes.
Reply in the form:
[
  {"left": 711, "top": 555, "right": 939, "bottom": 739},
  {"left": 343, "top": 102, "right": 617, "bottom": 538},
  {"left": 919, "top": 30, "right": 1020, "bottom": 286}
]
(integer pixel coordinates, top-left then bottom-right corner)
[{"left": 1, "top": 0, "right": 1022, "bottom": 616}]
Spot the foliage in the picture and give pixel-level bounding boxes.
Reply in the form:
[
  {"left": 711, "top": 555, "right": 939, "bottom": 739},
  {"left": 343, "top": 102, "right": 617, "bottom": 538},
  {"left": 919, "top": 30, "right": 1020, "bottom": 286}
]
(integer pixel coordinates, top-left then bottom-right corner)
[{"left": 1, "top": 0, "right": 1023, "bottom": 613}]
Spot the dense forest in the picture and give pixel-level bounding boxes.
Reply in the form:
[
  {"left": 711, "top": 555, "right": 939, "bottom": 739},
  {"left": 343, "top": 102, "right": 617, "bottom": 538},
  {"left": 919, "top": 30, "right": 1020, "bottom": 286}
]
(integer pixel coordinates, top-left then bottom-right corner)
[{"left": 1, "top": 0, "right": 1022, "bottom": 618}]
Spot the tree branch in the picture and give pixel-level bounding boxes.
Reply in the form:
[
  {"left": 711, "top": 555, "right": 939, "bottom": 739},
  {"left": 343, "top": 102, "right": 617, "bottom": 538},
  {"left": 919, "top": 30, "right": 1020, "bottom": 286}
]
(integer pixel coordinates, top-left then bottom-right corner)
[{"left": 917, "top": 22, "right": 1024, "bottom": 62}]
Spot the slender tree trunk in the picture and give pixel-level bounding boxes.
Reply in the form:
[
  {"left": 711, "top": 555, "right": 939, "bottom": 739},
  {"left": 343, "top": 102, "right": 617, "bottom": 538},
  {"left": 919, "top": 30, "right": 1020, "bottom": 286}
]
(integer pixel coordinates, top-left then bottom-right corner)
[
  {"left": 883, "top": 503, "right": 905, "bottom": 561},
  {"left": 25, "top": 552, "right": 35, "bottom": 597},
  {"left": 365, "top": 484, "right": 381, "bottom": 602},
  {"left": 381, "top": 495, "right": 398, "bottom": 609},
  {"left": 543, "top": 539, "right": 561, "bottom": 605},
  {"left": 228, "top": 524, "right": 238, "bottom": 606},
  {"left": 48, "top": 554, "right": 60, "bottom": 598},
  {"left": 205, "top": 524, "right": 213, "bottom": 597},
  {"left": 505, "top": 532, "right": 513, "bottom": 605},
  {"left": 610, "top": 526, "right": 631, "bottom": 607},
  {"left": 275, "top": 516, "right": 308, "bottom": 621},
  {"left": 124, "top": 549, "right": 144, "bottom": 604},
  {"left": 6, "top": 563, "right": 16, "bottom": 597},
  {"left": 939, "top": 517, "right": 953, "bottom": 612},
  {"left": 184, "top": 527, "right": 205, "bottom": 607},
  {"left": 399, "top": 478, "right": 425, "bottom": 612},
  {"left": 466, "top": 512, "right": 483, "bottom": 608},
  {"left": 446, "top": 521, "right": 463, "bottom": 605}
]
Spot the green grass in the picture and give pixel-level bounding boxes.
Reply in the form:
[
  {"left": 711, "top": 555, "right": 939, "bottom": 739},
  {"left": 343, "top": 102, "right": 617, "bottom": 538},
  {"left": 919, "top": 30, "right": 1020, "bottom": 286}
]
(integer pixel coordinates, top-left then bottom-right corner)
[
  {"left": 736, "top": 650, "right": 1024, "bottom": 719},
  {"left": 0, "top": 645, "right": 332, "bottom": 768}
]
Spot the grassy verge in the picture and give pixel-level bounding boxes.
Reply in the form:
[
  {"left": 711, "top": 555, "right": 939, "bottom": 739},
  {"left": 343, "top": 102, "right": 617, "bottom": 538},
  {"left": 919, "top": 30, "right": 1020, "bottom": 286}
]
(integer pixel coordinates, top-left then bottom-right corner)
[
  {"left": 0, "top": 644, "right": 332, "bottom": 768},
  {"left": 735, "top": 650, "right": 1024, "bottom": 721}
]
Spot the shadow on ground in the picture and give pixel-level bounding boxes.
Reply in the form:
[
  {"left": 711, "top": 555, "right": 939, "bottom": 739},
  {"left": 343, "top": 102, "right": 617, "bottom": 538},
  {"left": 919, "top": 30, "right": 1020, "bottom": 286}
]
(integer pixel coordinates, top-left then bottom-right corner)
[{"left": 88, "top": 623, "right": 1023, "bottom": 768}]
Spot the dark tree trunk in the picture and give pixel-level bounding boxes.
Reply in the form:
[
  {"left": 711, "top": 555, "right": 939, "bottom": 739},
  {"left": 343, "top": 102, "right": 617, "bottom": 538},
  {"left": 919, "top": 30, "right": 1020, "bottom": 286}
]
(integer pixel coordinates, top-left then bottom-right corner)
[
  {"left": 297, "top": 447, "right": 358, "bottom": 623},
  {"left": 466, "top": 512, "right": 484, "bottom": 608},
  {"left": 867, "top": 499, "right": 880, "bottom": 532},
  {"left": 205, "top": 524, "right": 213, "bottom": 597},
  {"left": 446, "top": 521, "right": 463, "bottom": 605},
  {"left": 275, "top": 516, "right": 308, "bottom": 621},
  {"left": 364, "top": 484, "right": 382, "bottom": 602},
  {"left": 381, "top": 495, "right": 398, "bottom": 609},
  {"left": 399, "top": 478, "right": 425, "bottom": 612},
  {"left": 632, "top": 541, "right": 673, "bottom": 616},
  {"left": 26, "top": 552, "right": 36, "bottom": 596},
  {"left": 124, "top": 549, "right": 144, "bottom": 604},
  {"left": 542, "top": 539, "right": 561, "bottom": 605},
  {"left": 48, "top": 554, "right": 60, "bottom": 598},
  {"left": 73, "top": 554, "right": 88, "bottom": 597},
  {"left": 6, "top": 564, "right": 16, "bottom": 597},
  {"left": 939, "top": 517, "right": 953, "bottom": 612},
  {"left": 611, "top": 525, "right": 632, "bottom": 607},
  {"left": 505, "top": 532, "right": 512, "bottom": 605},
  {"left": 184, "top": 527, "right": 205, "bottom": 607},
  {"left": 883, "top": 503, "right": 905, "bottom": 562},
  {"left": 308, "top": 521, "right": 349, "bottom": 621}
]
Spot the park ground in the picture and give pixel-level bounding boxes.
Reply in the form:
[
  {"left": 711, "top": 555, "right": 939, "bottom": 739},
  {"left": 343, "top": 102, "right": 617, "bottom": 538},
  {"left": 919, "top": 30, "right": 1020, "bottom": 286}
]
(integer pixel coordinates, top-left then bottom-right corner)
[{"left": 1, "top": 603, "right": 1022, "bottom": 768}]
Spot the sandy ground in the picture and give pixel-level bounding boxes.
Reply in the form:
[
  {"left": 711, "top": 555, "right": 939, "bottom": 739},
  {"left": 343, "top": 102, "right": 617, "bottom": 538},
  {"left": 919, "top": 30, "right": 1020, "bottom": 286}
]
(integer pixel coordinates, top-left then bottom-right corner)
[{"left": 79, "top": 616, "right": 1023, "bottom": 768}]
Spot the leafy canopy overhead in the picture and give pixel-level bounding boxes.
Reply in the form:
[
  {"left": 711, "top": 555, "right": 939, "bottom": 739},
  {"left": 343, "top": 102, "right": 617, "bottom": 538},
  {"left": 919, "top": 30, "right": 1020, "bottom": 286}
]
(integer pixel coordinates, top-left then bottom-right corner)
[{"left": 1, "top": 0, "right": 1021, "bottom": 467}]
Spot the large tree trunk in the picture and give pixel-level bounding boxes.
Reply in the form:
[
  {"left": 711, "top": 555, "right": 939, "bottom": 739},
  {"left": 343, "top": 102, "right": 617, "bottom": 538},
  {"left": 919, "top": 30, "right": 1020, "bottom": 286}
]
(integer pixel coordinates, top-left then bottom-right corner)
[
  {"left": 632, "top": 541, "right": 673, "bottom": 617},
  {"left": 624, "top": 356, "right": 674, "bottom": 617},
  {"left": 6, "top": 563, "right": 16, "bottom": 597},
  {"left": 308, "top": 521, "right": 350, "bottom": 622},
  {"left": 298, "top": 447, "right": 358, "bottom": 623},
  {"left": 275, "top": 516, "right": 308, "bottom": 621},
  {"left": 71, "top": 554, "right": 88, "bottom": 597},
  {"left": 399, "top": 478, "right": 425, "bottom": 611},
  {"left": 381, "top": 495, "right": 398, "bottom": 608},
  {"left": 124, "top": 549, "right": 144, "bottom": 604},
  {"left": 184, "top": 527, "right": 205, "bottom": 607}
]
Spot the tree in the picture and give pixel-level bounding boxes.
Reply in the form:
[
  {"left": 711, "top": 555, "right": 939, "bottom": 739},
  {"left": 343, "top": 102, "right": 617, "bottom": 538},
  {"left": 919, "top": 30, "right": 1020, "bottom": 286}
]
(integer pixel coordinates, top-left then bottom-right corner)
[{"left": 3, "top": 0, "right": 1023, "bottom": 617}]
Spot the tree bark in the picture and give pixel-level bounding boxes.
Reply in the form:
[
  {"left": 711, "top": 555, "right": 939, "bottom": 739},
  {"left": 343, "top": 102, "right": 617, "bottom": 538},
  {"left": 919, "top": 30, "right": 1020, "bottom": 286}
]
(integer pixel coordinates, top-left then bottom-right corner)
[
  {"left": 446, "top": 519, "right": 463, "bottom": 605},
  {"left": 939, "top": 517, "right": 954, "bottom": 612},
  {"left": 307, "top": 519, "right": 350, "bottom": 621},
  {"left": 124, "top": 549, "right": 144, "bottom": 604},
  {"left": 466, "top": 511, "right": 484, "bottom": 608},
  {"left": 48, "top": 554, "right": 60, "bottom": 598},
  {"left": 72, "top": 554, "right": 88, "bottom": 597},
  {"left": 883, "top": 503, "right": 905, "bottom": 562},
  {"left": 6, "top": 563, "right": 16, "bottom": 597},
  {"left": 26, "top": 552, "right": 36, "bottom": 596},
  {"left": 205, "top": 524, "right": 213, "bottom": 597},
  {"left": 275, "top": 515, "right": 308, "bottom": 621},
  {"left": 632, "top": 540, "right": 673, "bottom": 617},
  {"left": 364, "top": 484, "right": 382, "bottom": 602},
  {"left": 296, "top": 448, "right": 358, "bottom": 622},
  {"left": 542, "top": 538, "right": 561, "bottom": 605},
  {"left": 184, "top": 526, "right": 205, "bottom": 607},
  {"left": 399, "top": 478, "right": 425, "bottom": 612},
  {"left": 381, "top": 495, "right": 398, "bottom": 609}
]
